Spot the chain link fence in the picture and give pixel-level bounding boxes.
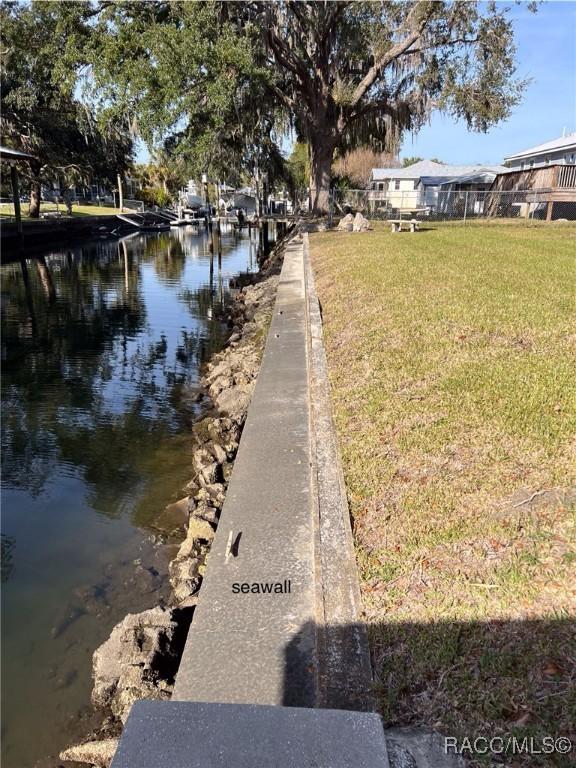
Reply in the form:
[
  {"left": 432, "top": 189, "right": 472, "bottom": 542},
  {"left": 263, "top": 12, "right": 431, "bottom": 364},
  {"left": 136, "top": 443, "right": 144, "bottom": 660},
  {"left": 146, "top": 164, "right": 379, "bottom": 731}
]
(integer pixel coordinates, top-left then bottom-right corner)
[{"left": 329, "top": 188, "right": 576, "bottom": 225}]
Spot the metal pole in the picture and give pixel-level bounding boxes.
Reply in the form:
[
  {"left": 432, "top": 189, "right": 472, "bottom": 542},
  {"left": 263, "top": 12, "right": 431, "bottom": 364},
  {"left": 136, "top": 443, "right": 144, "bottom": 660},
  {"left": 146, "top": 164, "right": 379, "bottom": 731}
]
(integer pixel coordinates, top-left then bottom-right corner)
[
  {"left": 117, "top": 173, "right": 124, "bottom": 211},
  {"left": 10, "top": 164, "right": 22, "bottom": 235},
  {"left": 463, "top": 191, "right": 468, "bottom": 225}
]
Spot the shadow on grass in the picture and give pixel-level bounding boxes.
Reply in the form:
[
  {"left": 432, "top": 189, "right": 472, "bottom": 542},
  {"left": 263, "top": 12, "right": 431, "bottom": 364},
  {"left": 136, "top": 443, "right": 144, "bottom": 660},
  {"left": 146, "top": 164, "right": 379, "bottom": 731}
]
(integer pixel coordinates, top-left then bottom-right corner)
[{"left": 283, "top": 618, "right": 575, "bottom": 767}]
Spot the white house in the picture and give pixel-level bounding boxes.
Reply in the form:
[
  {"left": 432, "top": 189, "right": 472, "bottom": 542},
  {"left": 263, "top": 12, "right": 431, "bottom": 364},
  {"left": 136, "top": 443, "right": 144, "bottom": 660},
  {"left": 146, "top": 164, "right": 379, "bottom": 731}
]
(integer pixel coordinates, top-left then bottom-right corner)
[
  {"left": 369, "top": 160, "right": 507, "bottom": 211},
  {"left": 503, "top": 133, "right": 576, "bottom": 171}
]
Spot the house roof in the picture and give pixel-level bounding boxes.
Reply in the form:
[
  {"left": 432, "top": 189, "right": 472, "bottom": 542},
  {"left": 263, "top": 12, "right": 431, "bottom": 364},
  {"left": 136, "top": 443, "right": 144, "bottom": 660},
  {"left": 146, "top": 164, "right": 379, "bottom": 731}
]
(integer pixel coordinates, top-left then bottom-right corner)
[
  {"left": 438, "top": 170, "right": 503, "bottom": 186},
  {"left": 504, "top": 134, "right": 576, "bottom": 162},
  {"left": 371, "top": 160, "right": 508, "bottom": 184}
]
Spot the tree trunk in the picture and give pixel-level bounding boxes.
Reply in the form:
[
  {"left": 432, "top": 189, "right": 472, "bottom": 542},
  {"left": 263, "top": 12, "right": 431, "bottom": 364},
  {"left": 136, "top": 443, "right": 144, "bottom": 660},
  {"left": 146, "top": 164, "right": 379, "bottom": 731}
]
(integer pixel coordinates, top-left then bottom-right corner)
[
  {"left": 36, "top": 255, "right": 56, "bottom": 303},
  {"left": 309, "top": 137, "right": 335, "bottom": 215},
  {"left": 29, "top": 162, "right": 42, "bottom": 219}
]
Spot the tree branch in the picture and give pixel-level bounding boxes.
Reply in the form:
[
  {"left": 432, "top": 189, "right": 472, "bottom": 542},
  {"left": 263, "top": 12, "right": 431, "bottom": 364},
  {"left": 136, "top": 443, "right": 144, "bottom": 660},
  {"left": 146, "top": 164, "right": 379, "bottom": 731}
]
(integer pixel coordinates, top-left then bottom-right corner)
[
  {"left": 350, "top": 1, "right": 433, "bottom": 107},
  {"left": 396, "top": 36, "right": 480, "bottom": 57},
  {"left": 267, "top": 81, "right": 298, "bottom": 113}
]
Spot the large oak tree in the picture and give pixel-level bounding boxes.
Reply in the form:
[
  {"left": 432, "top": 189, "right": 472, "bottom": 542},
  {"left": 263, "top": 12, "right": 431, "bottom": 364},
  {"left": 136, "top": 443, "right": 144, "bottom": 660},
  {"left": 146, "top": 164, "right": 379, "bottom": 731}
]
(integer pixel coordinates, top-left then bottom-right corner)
[
  {"left": 29, "top": 1, "right": 532, "bottom": 213},
  {"left": 260, "top": 1, "right": 531, "bottom": 211}
]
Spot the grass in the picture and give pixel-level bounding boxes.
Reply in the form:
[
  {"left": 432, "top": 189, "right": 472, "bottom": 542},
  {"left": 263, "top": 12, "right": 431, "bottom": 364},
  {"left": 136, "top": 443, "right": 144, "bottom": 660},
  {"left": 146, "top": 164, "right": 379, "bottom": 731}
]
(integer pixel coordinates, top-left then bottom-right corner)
[
  {"left": 0, "top": 201, "right": 121, "bottom": 219},
  {"left": 310, "top": 222, "right": 576, "bottom": 765}
]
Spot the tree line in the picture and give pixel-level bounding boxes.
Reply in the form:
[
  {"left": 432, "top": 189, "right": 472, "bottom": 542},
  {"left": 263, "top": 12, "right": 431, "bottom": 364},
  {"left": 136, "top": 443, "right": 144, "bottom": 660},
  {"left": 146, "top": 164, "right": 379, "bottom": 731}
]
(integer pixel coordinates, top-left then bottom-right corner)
[{"left": 1, "top": 1, "right": 534, "bottom": 215}]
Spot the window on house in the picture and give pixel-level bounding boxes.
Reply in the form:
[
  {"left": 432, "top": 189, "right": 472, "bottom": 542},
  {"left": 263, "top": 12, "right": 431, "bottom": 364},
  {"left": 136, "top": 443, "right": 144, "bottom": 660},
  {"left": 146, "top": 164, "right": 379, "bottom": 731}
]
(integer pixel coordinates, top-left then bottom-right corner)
[
  {"left": 529, "top": 160, "right": 534, "bottom": 168},
  {"left": 545, "top": 156, "right": 550, "bottom": 164},
  {"left": 394, "top": 180, "right": 401, "bottom": 190},
  {"left": 520, "top": 161, "right": 525, "bottom": 170},
  {"left": 378, "top": 182, "right": 385, "bottom": 191}
]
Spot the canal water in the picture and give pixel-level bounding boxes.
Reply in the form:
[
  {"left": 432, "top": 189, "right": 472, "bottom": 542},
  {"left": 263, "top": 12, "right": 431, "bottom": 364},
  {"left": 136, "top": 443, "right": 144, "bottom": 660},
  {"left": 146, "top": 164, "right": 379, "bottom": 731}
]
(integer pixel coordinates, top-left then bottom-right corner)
[{"left": 1, "top": 225, "right": 262, "bottom": 767}]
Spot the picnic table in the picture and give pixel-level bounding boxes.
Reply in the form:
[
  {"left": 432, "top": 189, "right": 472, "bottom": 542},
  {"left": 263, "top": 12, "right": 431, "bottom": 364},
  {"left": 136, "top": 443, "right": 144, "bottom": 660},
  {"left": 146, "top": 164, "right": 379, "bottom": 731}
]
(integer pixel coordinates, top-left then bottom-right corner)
[
  {"left": 388, "top": 207, "right": 428, "bottom": 233},
  {"left": 389, "top": 218, "right": 419, "bottom": 233}
]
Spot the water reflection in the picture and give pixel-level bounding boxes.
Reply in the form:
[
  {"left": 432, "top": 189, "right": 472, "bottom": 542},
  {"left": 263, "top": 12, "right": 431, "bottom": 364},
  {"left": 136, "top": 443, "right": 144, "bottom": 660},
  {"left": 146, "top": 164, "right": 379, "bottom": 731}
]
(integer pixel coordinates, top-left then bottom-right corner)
[
  {"left": 0, "top": 225, "right": 264, "bottom": 768},
  {"left": 1, "top": 229, "right": 239, "bottom": 517}
]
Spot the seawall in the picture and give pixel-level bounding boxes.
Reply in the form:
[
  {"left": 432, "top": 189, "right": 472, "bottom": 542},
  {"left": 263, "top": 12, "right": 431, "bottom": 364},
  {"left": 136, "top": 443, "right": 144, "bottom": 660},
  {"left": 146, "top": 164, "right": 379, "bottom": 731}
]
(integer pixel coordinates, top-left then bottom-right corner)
[{"left": 62, "top": 227, "right": 391, "bottom": 767}]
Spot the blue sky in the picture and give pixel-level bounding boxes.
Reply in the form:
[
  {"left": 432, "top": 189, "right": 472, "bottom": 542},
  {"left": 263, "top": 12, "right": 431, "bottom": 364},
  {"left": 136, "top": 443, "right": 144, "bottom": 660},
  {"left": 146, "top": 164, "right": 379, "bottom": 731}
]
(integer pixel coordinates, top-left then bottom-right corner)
[
  {"left": 399, "top": 1, "right": 576, "bottom": 164},
  {"left": 137, "top": 1, "right": 575, "bottom": 166}
]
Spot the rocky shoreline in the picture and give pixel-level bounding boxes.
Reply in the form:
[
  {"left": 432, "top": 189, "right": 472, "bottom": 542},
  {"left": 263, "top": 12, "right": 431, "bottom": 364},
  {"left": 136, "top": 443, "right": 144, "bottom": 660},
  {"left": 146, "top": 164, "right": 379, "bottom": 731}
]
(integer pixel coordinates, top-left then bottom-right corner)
[{"left": 58, "top": 230, "right": 289, "bottom": 768}]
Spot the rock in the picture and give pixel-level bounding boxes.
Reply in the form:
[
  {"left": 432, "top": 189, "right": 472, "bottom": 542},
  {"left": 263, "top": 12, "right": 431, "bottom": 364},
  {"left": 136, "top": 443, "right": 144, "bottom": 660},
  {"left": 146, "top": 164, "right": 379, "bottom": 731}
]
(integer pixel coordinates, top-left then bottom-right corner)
[
  {"left": 208, "top": 442, "right": 227, "bottom": 465},
  {"left": 179, "top": 518, "right": 215, "bottom": 558},
  {"left": 215, "top": 383, "right": 253, "bottom": 421},
  {"left": 60, "top": 738, "right": 119, "bottom": 768},
  {"left": 222, "top": 436, "right": 240, "bottom": 456},
  {"left": 204, "top": 483, "right": 225, "bottom": 507},
  {"left": 191, "top": 419, "right": 212, "bottom": 447},
  {"left": 131, "top": 564, "right": 162, "bottom": 595},
  {"left": 207, "top": 417, "right": 231, "bottom": 442},
  {"left": 221, "top": 462, "right": 234, "bottom": 482},
  {"left": 192, "top": 446, "right": 215, "bottom": 473},
  {"left": 352, "top": 212, "right": 372, "bottom": 232},
  {"left": 155, "top": 497, "right": 191, "bottom": 533},
  {"left": 337, "top": 213, "right": 354, "bottom": 231},
  {"left": 51, "top": 605, "right": 86, "bottom": 639},
  {"left": 193, "top": 486, "right": 210, "bottom": 503},
  {"left": 183, "top": 479, "right": 200, "bottom": 497},
  {"left": 91, "top": 606, "right": 187, "bottom": 723},
  {"left": 233, "top": 371, "right": 252, "bottom": 387},
  {"left": 387, "top": 742, "right": 418, "bottom": 768},
  {"left": 168, "top": 515, "right": 214, "bottom": 602},
  {"left": 72, "top": 584, "right": 110, "bottom": 617},
  {"left": 200, "top": 461, "right": 218, "bottom": 485},
  {"left": 169, "top": 557, "right": 202, "bottom": 602},
  {"left": 208, "top": 374, "right": 233, "bottom": 399},
  {"left": 192, "top": 504, "right": 220, "bottom": 526},
  {"left": 176, "top": 594, "right": 199, "bottom": 610}
]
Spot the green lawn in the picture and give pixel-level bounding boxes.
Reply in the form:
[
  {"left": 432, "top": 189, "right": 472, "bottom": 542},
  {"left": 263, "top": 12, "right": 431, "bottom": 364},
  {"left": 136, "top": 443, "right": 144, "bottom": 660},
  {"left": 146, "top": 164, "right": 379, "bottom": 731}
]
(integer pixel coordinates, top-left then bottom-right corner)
[
  {"left": 311, "top": 223, "right": 576, "bottom": 766},
  {"left": 0, "top": 201, "right": 121, "bottom": 219}
]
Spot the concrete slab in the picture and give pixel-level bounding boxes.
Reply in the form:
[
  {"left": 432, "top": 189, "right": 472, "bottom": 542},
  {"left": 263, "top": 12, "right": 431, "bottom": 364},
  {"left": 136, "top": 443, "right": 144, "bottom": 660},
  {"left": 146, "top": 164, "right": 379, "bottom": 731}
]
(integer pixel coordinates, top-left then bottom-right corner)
[
  {"left": 111, "top": 701, "right": 390, "bottom": 768},
  {"left": 173, "top": 239, "right": 318, "bottom": 706}
]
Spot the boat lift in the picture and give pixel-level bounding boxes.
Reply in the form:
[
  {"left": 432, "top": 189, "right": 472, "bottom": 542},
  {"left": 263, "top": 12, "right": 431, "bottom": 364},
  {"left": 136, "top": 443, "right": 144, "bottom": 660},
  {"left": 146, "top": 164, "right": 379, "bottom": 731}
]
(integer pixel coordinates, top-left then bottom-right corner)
[{"left": 116, "top": 212, "right": 170, "bottom": 232}]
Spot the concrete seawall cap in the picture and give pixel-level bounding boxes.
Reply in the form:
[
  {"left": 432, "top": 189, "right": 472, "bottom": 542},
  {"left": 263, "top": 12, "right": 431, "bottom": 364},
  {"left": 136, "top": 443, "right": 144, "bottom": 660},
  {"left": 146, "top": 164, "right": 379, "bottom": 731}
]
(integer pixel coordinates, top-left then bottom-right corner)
[{"left": 111, "top": 700, "right": 390, "bottom": 768}]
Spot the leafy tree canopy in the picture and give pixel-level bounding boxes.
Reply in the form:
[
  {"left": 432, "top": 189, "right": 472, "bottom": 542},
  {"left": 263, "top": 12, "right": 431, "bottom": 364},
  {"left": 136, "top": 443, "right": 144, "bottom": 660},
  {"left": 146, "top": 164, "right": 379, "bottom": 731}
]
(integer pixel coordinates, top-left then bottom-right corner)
[
  {"left": 6, "top": 1, "right": 535, "bottom": 213},
  {"left": 0, "top": 0, "right": 133, "bottom": 215},
  {"left": 53, "top": 1, "right": 288, "bottom": 188}
]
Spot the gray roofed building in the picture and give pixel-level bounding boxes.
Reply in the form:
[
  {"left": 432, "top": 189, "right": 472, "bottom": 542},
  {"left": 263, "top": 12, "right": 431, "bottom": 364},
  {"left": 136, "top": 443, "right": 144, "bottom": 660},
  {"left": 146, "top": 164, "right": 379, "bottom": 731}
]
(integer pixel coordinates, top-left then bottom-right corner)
[
  {"left": 503, "top": 133, "right": 576, "bottom": 170},
  {"left": 370, "top": 159, "right": 507, "bottom": 183},
  {"left": 369, "top": 160, "right": 508, "bottom": 211}
]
